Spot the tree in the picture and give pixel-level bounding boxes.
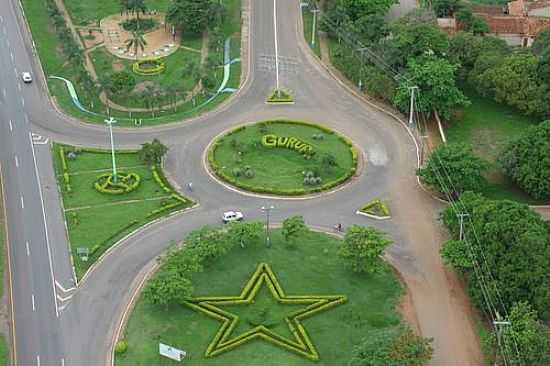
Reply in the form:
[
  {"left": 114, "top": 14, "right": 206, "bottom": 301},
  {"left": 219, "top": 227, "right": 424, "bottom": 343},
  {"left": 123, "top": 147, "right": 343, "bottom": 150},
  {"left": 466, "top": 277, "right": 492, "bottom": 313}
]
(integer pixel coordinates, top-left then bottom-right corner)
[
  {"left": 138, "top": 138, "right": 169, "bottom": 164},
  {"left": 455, "top": 6, "right": 474, "bottom": 30},
  {"left": 281, "top": 216, "right": 308, "bottom": 244},
  {"left": 339, "top": 0, "right": 398, "bottom": 19},
  {"left": 394, "top": 58, "right": 469, "bottom": 120},
  {"left": 501, "top": 302, "right": 550, "bottom": 366},
  {"left": 417, "top": 143, "right": 489, "bottom": 196},
  {"left": 532, "top": 28, "right": 550, "bottom": 55},
  {"left": 184, "top": 226, "right": 233, "bottom": 262},
  {"left": 143, "top": 269, "right": 193, "bottom": 306},
  {"left": 471, "top": 16, "right": 489, "bottom": 36},
  {"left": 125, "top": 31, "right": 147, "bottom": 59},
  {"left": 498, "top": 120, "right": 550, "bottom": 199},
  {"left": 338, "top": 225, "right": 392, "bottom": 274},
  {"left": 227, "top": 221, "right": 263, "bottom": 248},
  {"left": 166, "top": 0, "right": 213, "bottom": 35},
  {"left": 432, "top": 0, "right": 460, "bottom": 17},
  {"left": 388, "top": 10, "right": 449, "bottom": 67},
  {"left": 108, "top": 71, "right": 136, "bottom": 95},
  {"left": 348, "top": 326, "right": 433, "bottom": 366},
  {"left": 538, "top": 48, "right": 550, "bottom": 84},
  {"left": 127, "top": 0, "right": 147, "bottom": 29},
  {"left": 440, "top": 192, "right": 550, "bottom": 320}
]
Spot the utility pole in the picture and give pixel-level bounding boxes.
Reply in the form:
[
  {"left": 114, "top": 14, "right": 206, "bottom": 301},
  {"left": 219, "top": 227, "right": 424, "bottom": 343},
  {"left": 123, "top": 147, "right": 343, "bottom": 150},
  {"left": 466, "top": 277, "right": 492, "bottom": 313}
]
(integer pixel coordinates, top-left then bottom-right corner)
[
  {"left": 261, "top": 205, "right": 275, "bottom": 248},
  {"left": 457, "top": 213, "right": 470, "bottom": 241},
  {"left": 493, "top": 312, "right": 511, "bottom": 366},
  {"left": 273, "top": 0, "right": 281, "bottom": 96},
  {"left": 104, "top": 117, "right": 118, "bottom": 183},
  {"left": 408, "top": 86, "right": 419, "bottom": 126},
  {"left": 311, "top": 9, "right": 320, "bottom": 48},
  {"left": 356, "top": 47, "right": 369, "bottom": 89}
]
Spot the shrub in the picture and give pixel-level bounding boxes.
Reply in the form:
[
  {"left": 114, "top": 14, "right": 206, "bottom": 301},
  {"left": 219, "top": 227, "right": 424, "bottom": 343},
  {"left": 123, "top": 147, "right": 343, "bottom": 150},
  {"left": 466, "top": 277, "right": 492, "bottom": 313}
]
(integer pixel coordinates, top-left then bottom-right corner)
[
  {"left": 120, "top": 18, "right": 156, "bottom": 32},
  {"left": 94, "top": 172, "right": 141, "bottom": 195},
  {"left": 266, "top": 89, "right": 294, "bottom": 103},
  {"left": 109, "top": 71, "right": 136, "bottom": 95},
  {"left": 232, "top": 167, "right": 242, "bottom": 177},
  {"left": 115, "top": 340, "right": 128, "bottom": 354}
]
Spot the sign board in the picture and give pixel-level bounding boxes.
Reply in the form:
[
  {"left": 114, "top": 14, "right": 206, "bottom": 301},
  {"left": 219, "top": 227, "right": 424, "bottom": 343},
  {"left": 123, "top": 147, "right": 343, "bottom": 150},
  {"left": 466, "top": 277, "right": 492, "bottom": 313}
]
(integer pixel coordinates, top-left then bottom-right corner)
[{"left": 159, "top": 343, "right": 186, "bottom": 362}]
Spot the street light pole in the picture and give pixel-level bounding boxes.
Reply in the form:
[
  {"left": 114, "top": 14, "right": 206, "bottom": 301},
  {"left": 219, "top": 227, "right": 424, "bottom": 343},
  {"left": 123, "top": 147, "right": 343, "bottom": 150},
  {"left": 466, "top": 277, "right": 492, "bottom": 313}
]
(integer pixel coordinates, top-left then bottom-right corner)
[
  {"left": 261, "top": 205, "right": 275, "bottom": 248},
  {"left": 311, "top": 9, "right": 320, "bottom": 48},
  {"left": 105, "top": 117, "right": 118, "bottom": 183}
]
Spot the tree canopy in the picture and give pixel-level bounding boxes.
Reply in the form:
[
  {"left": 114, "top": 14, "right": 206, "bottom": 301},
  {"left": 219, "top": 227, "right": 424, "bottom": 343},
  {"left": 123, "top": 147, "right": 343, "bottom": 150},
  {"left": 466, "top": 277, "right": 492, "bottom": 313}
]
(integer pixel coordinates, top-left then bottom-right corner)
[
  {"left": 138, "top": 138, "right": 168, "bottom": 164},
  {"left": 282, "top": 216, "right": 308, "bottom": 244},
  {"left": 498, "top": 120, "right": 550, "bottom": 199},
  {"left": 440, "top": 192, "right": 550, "bottom": 320},
  {"left": 338, "top": 225, "right": 392, "bottom": 274},
  {"left": 166, "top": 0, "right": 214, "bottom": 35}
]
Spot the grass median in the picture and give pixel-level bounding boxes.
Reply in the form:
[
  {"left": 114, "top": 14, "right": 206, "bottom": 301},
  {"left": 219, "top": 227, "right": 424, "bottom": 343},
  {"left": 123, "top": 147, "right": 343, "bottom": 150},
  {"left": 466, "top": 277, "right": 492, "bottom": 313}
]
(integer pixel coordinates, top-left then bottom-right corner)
[
  {"left": 52, "top": 144, "right": 193, "bottom": 280},
  {"left": 0, "top": 178, "right": 9, "bottom": 366},
  {"left": 116, "top": 228, "right": 404, "bottom": 365}
]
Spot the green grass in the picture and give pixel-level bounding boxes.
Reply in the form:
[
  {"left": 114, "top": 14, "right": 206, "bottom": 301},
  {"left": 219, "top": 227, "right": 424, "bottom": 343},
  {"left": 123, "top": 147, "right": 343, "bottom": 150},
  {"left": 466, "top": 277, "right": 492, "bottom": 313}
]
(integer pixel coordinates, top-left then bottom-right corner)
[
  {"left": 52, "top": 144, "right": 193, "bottom": 279},
  {"left": 0, "top": 178, "right": 9, "bottom": 366},
  {"left": 301, "top": 8, "right": 321, "bottom": 58},
  {"left": 22, "top": 0, "right": 242, "bottom": 126},
  {"left": 63, "top": 0, "right": 171, "bottom": 26},
  {"left": 210, "top": 121, "right": 356, "bottom": 194},
  {"left": 116, "top": 229, "right": 403, "bottom": 366},
  {"left": 446, "top": 86, "right": 549, "bottom": 204}
]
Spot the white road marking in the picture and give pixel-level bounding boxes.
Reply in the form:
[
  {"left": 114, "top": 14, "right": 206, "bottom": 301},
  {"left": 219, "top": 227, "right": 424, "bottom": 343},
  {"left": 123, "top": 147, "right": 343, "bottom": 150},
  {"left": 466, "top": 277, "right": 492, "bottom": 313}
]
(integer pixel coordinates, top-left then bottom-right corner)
[
  {"left": 273, "top": 0, "right": 280, "bottom": 90},
  {"left": 14, "top": 67, "right": 17, "bottom": 76},
  {"left": 20, "top": 195, "right": 24, "bottom": 209},
  {"left": 2, "top": 88, "right": 6, "bottom": 98},
  {"left": 29, "top": 133, "right": 60, "bottom": 317},
  {"left": 31, "top": 294, "right": 35, "bottom": 311},
  {"left": 55, "top": 281, "right": 76, "bottom": 293},
  {"left": 8, "top": 119, "right": 12, "bottom": 131},
  {"left": 18, "top": 83, "right": 21, "bottom": 91},
  {"left": 36, "top": 355, "right": 40, "bottom": 366},
  {"left": 0, "top": 15, "right": 3, "bottom": 22},
  {"left": 21, "top": 98, "right": 24, "bottom": 107},
  {"left": 14, "top": 155, "right": 19, "bottom": 168},
  {"left": 10, "top": 52, "right": 14, "bottom": 61},
  {"left": 56, "top": 293, "right": 73, "bottom": 302},
  {"left": 26, "top": 241, "right": 30, "bottom": 256},
  {"left": 61, "top": 358, "right": 65, "bottom": 366}
]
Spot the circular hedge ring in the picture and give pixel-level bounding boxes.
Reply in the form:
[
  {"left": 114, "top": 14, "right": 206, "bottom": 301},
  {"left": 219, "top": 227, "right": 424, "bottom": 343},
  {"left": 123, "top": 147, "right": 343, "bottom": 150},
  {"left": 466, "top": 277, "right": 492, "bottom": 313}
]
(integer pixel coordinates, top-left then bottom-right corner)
[
  {"left": 94, "top": 172, "right": 141, "bottom": 195},
  {"left": 208, "top": 120, "right": 359, "bottom": 196},
  {"left": 132, "top": 58, "right": 166, "bottom": 76}
]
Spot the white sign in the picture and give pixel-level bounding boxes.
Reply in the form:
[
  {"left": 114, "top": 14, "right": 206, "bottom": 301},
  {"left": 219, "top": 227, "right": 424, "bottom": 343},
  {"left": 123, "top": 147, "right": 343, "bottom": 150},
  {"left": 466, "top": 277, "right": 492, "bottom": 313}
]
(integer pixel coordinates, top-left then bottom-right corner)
[{"left": 159, "top": 343, "right": 186, "bottom": 362}]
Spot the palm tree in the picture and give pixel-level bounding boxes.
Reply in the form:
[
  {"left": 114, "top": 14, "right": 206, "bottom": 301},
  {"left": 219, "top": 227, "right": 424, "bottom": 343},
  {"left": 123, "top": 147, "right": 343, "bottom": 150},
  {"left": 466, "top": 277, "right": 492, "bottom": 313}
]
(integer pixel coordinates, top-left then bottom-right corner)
[
  {"left": 125, "top": 31, "right": 147, "bottom": 59},
  {"left": 128, "top": 0, "right": 147, "bottom": 30}
]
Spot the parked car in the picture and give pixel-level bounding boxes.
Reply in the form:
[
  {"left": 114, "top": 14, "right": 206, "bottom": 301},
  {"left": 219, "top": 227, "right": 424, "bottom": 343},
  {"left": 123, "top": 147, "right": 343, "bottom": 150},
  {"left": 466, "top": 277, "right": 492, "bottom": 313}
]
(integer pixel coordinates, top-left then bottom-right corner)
[
  {"left": 222, "top": 211, "right": 244, "bottom": 223},
  {"left": 22, "top": 72, "right": 32, "bottom": 83}
]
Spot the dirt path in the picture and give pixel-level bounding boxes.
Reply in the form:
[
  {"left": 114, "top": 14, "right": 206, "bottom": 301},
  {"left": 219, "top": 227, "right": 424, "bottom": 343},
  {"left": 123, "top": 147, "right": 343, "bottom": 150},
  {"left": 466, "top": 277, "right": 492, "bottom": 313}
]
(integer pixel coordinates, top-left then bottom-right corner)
[{"left": 317, "top": 30, "right": 484, "bottom": 366}]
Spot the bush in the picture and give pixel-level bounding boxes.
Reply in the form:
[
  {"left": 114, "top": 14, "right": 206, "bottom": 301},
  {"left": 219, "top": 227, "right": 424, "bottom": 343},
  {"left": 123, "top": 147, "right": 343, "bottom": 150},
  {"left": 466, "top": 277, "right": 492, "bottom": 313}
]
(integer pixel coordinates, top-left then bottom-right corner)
[
  {"left": 109, "top": 71, "right": 136, "bottom": 95},
  {"left": 132, "top": 59, "right": 166, "bottom": 76},
  {"left": 115, "top": 340, "right": 128, "bottom": 354},
  {"left": 266, "top": 89, "right": 293, "bottom": 103}
]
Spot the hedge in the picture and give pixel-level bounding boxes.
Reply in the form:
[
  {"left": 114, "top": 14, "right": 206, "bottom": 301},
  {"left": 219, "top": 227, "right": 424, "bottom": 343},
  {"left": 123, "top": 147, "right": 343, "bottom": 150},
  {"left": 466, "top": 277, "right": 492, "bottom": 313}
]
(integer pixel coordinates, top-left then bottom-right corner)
[
  {"left": 184, "top": 263, "right": 347, "bottom": 361},
  {"left": 208, "top": 120, "right": 358, "bottom": 196},
  {"left": 266, "top": 89, "right": 294, "bottom": 103},
  {"left": 132, "top": 59, "right": 166, "bottom": 76},
  {"left": 87, "top": 219, "right": 139, "bottom": 258},
  {"left": 360, "top": 199, "right": 391, "bottom": 218},
  {"left": 94, "top": 172, "right": 141, "bottom": 195}
]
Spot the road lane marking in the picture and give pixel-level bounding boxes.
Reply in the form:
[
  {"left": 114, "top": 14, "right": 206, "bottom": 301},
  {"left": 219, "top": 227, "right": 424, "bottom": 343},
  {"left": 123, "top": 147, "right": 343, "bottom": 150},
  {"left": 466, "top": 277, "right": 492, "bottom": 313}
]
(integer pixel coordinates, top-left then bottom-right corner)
[
  {"left": 36, "top": 355, "right": 40, "bottom": 366},
  {"left": 14, "top": 156, "right": 19, "bottom": 168},
  {"left": 26, "top": 241, "right": 30, "bottom": 256},
  {"left": 55, "top": 281, "right": 76, "bottom": 293},
  {"left": 273, "top": 0, "right": 280, "bottom": 90},
  {"left": 10, "top": 52, "right": 14, "bottom": 61},
  {"left": 29, "top": 132, "right": 60, "bottom": 317},
  {"left": 61, "top": 358, "right": 65, "bottom": 366},
  {"left": 2, "top": 88, "right": 6, "bottom": 98},
  {"left": 21, "top": 98, "right": 24, "bottom": 107},
  {"left": 20, "top": 196, "right": 24, "bottom": 209},
  {"left": 8, "top": 120, "right": 12, "bottom": 131},
  {"left": 14, "top": 67, "right": 17, "bottom": 77},
  {"left": 56, "top": 293, "right": 73, "bottom": 302},
  {"left": 31, "top": 294, "right": 35, "bottom": 311},
  {"left": 17, "top": 83, "right": 21, "bottom": 91}
]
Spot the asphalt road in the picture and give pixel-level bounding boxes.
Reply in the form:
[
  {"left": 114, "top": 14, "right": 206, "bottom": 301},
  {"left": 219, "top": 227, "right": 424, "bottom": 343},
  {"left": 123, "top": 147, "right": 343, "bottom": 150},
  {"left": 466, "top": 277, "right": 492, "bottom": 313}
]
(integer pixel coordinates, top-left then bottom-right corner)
[{"left": 0, "top": 0, "right": 484, "bottom": 364}]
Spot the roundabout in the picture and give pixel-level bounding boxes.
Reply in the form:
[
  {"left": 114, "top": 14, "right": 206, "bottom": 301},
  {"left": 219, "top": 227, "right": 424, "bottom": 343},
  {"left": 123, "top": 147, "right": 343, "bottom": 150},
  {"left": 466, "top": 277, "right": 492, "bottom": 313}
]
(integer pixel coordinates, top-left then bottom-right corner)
[{"left": 208, "top": 120, "right": 359, "bottom": 196}]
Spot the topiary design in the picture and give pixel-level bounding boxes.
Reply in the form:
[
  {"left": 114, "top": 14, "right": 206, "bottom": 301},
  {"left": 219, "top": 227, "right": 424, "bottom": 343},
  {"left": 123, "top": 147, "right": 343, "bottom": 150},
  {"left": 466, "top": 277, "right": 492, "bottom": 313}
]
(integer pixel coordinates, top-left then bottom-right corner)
[
  {"left": 358, "top": 199, "right": 391, "bottom": 219},
  {"left": 184, "top": 263, "right": 347, "bottom": 361},
  {"left": 94, "top": 172, "right": 141, "bottom": 195},
  {"left": 132, "top": 58, "right": 166, "bottom": 76}
]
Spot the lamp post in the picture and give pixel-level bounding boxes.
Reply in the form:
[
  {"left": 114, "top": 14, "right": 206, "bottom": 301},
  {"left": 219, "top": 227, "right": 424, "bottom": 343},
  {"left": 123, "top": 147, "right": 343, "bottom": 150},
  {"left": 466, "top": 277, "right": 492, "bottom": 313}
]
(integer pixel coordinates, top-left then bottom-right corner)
[
  {"left": 261, "top": 205, "right": 275, "bottom": 248},
  {"left": 104, "top": 117, "right": 118, "bottom": 183},
  {"left": 311, "top": 9, "right": 320, "bottom": 48}
]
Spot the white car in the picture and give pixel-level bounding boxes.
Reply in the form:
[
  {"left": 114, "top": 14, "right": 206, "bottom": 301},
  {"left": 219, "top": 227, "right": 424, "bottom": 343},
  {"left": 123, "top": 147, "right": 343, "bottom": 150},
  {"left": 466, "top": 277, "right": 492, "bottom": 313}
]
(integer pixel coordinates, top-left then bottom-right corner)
[
  {"left": 22, "top": 72, "right": 32, "bottom": 83},
  {"left": 222, "top": 211, "right": 244, "bottom": 223}
]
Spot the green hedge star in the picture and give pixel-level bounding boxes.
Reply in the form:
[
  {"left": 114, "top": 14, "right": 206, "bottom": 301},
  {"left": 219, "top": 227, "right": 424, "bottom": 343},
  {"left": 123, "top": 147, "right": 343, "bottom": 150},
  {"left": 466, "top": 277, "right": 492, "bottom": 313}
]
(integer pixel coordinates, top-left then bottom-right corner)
[{"left": 184, "top": 263, "right": 347, "bottom": 361}]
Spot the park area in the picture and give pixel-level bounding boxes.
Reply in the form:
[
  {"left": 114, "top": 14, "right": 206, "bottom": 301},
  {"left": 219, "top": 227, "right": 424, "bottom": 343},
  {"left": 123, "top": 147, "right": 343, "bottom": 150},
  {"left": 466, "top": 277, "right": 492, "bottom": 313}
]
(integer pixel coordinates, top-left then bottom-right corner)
[
  {"left": 445, "top": 87, "right": 548, "bottom": 204},
  {"left": 53, "top": 144, "right": 192, "bottom": 279},
  {"left": 209, "top": 121, "right": 358, "bottom": 195},
  {"left": 115, "top": 228, "right": 408, "bottom": 365}
]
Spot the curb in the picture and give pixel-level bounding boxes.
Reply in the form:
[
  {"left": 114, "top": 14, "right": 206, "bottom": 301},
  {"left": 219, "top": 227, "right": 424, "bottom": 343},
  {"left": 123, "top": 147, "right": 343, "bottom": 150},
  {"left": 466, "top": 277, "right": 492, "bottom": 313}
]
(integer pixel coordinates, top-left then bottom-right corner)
[
  {"left": 355, "top": 210, "right": 391, "bottom": 221},
  {"left": 201, "top": 121, "right": 366, "bottom": 201}
]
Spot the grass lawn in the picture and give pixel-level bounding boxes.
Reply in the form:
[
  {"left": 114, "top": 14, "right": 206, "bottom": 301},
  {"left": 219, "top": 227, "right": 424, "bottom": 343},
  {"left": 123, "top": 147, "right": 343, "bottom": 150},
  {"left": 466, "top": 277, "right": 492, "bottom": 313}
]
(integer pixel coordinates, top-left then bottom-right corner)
[
  {"left": 64, "top": 0, "right": 171, "bottom": 26},
  {"left": 53, "top": 144, "right": 193, "bottom": 279},
  {"left": 446, "top": 86, "right": 548, "bottom": 204},
  {"left": 210, "top": 121, "right": 357, "bottom": 195},
  {"left": 116, "top": 229, "right": 403, "bottom": 365},
  {"left": 22, "top": 0, "right": 242, "bottom": 126}
]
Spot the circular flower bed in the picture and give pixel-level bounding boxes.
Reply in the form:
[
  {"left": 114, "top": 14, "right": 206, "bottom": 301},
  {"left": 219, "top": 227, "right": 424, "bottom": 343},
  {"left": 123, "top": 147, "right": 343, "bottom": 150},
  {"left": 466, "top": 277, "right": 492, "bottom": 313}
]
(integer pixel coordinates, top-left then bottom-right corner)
[
  {"left": 120, "top": 18, "right": 157, "bottom": 32},
  {"left": 208, "top": 120, "right": 358, "bottom": 196},
  {"left": 132, "top": 58, "right": 166, "bottom": 76},
  {"left": 94, "top": 172, "right": 141, "bottom": 195}
]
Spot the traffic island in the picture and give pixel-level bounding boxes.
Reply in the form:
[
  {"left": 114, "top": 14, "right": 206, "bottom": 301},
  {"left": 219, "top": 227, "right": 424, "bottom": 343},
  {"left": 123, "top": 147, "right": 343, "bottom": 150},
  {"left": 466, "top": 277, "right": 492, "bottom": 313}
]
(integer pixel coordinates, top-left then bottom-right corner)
[
  {"left": 207, "top": 120, "right": 359, "bottom": 196},
  {"left": 115, "top": 226, "right": 406, "bottom": 365},
  {"left": 53, "top": 144, "right": 193, "bottom": 280},
  {"left": 266, "top": 89, "right": 294, "bottom": 104}
]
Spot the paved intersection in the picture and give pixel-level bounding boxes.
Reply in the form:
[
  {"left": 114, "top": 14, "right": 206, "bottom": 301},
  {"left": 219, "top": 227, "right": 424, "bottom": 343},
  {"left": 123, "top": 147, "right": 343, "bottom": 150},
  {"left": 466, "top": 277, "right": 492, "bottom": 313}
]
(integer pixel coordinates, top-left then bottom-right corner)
[{"left": 0, "top": 0, "right": 483, "bottom": 364}]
